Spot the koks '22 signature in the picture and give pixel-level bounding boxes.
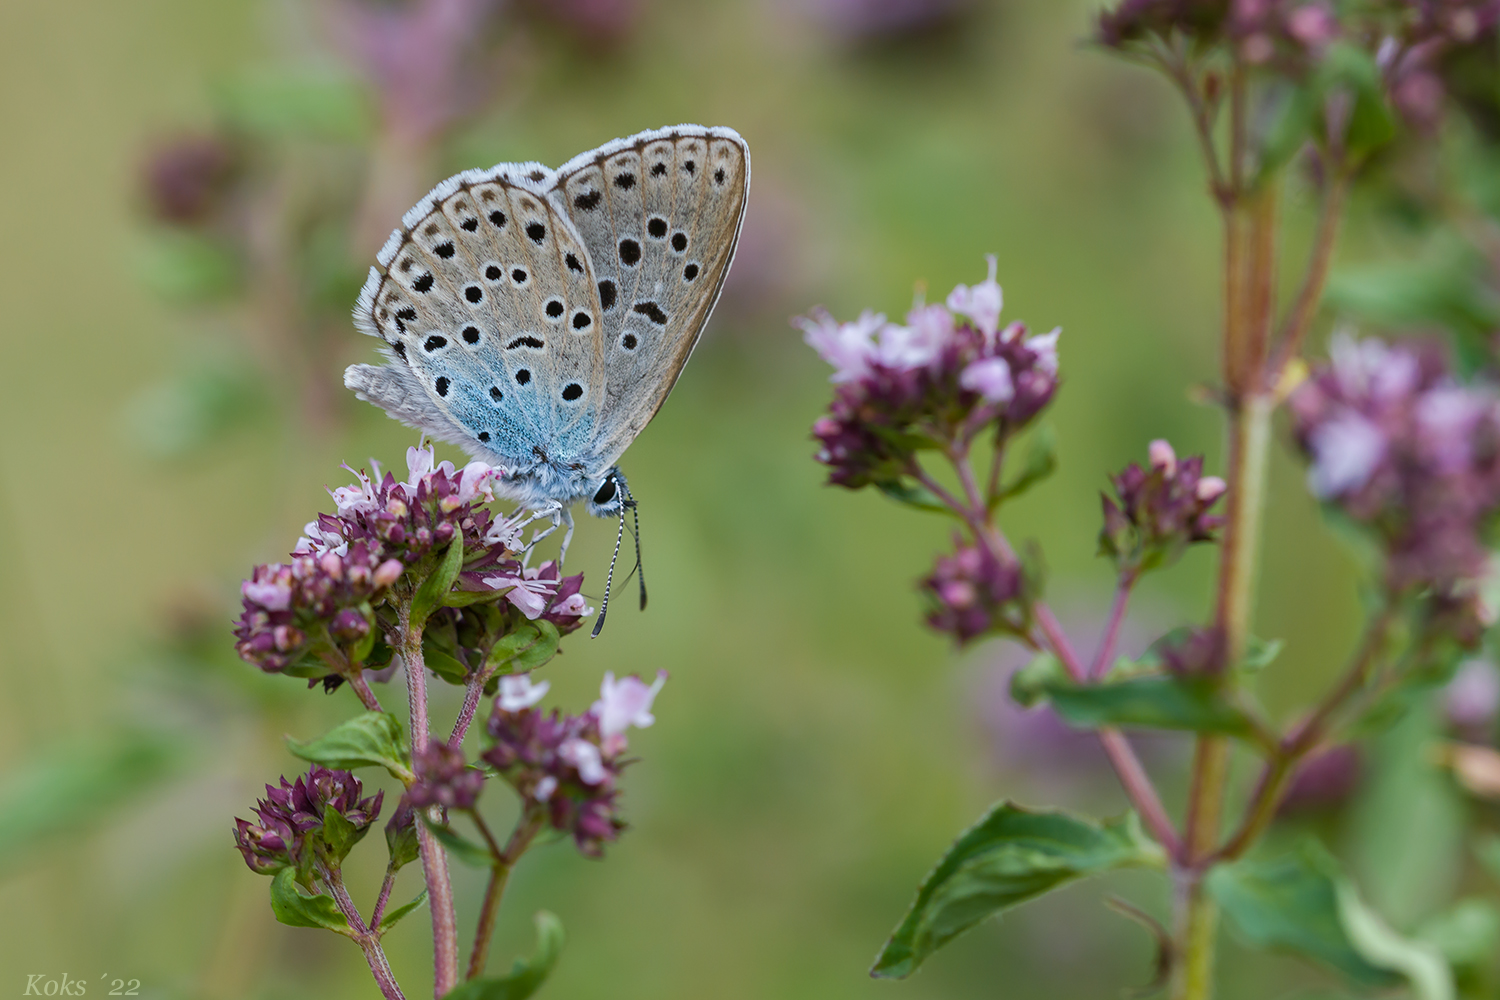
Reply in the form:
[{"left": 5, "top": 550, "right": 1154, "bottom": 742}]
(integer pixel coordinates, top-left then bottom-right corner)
[{"left": 23, "top": 975, "right": 140, "bottom": 996}]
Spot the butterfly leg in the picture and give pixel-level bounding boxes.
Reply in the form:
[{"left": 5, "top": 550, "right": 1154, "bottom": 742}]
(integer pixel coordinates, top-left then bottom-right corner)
[{"left": 557, "top": 506, "right": 577, "bottom": 566}]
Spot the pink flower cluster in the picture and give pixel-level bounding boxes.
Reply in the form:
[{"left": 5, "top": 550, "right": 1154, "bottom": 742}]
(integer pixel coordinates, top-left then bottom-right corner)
[
  {"left": 482, "top": 671, "right": 666, "bottom": 856},
  {"left": 233, "top": 766, "right": 384, "bottom": 875},
  {"left": 798, "top": 257, "right": 1060, "bottom": 490},
  {"left": 1100, "top": 440, "right": 1227, "bottom": 575},
  {"left": 1292, "top": 334, "right": 1500, "bottom": 599},
  {"left": 235, "top": 445, "right": 588, "bottom": 681}
]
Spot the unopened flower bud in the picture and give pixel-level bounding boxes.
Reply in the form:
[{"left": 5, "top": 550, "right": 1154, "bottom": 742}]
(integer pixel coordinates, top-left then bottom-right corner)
[{"left": 373, "top": 559, "right": 404, "bottom": 588}]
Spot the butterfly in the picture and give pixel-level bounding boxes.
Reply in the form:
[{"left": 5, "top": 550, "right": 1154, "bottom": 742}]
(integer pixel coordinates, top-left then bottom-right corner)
[{"left": 345, "top": 125, "right": 750, "bottom": 629}]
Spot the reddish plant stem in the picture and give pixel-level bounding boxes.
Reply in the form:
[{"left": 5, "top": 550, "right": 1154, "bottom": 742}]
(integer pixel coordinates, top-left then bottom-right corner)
[
  {"left": 466, "top": 809, "right": 545, "bottom": 980},
  {"left": 450, "top": 667, "right": 492, "bottom": 746},
  {"left": 1091, "top": 571, "right": 1137, "bottom": 680},
  {"left": 348, "top": 671, "right": 384, "bottom": 713},
  {"left": 398, "top": 600, "right": 459, "bottom": 997},
  {"left": 371, "top": 864, "right": 398, "bottom": 930},
  {"left": 325, "top": 867, "right": 406, "bottom": 1000},
  {"left": 934, "top": 443, "right": 1182, "bottom": 855}
]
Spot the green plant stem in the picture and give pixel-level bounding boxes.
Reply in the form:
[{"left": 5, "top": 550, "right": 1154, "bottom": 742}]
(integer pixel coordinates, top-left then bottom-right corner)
[
  {"left": 326, "top": 866, "right": 406, "bottom": 1000},
  {"left": 1269, "top": 168, "right": 1349, "bottom": 379},
  {"left": 1215, "top": 608, "right": 1395, "bottom": 862},
  {"left": 399, "top": 599, "right": 459, "bottom": 997},
  {"left": 466, "top": 809, "right": 545, "bottom": 980}
]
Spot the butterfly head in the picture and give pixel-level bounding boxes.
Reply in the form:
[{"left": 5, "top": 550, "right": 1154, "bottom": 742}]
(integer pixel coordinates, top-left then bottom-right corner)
[{"left": 585, "top": 467, "right": 630, "bottom": 518}]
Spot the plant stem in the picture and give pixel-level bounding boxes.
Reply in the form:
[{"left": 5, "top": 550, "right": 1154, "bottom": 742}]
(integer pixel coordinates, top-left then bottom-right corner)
[
  {"left": 326, "top": 867, "right": 407, "bottom": 1000},
  {"left": 1268, "top": 168, "right": 1348, "bottom": 379},
  {"left": 399, "top": 600, "right": 459, "bottom": 997},
  {"left": 371, "top": 863, "right": 398, "bottom": 930},
  {"left": 1091, "top": 571, "right": 1136, "bottom": 680},
  {"left": 450, "top": 665, "right": 495, "bottom": 746},
  {"left": 1215, "top": 609, "right": 1394, "bottom": 861},
  {"left": 466, "top": 809, "right": 544, "bottom": 980},
  {"left": 348, "top": 670, "right": 384, "bottom": 713}
]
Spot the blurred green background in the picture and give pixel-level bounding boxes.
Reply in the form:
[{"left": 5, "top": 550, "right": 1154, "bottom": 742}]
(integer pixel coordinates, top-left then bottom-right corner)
[{"left": 0, "top": 0, "right": 1447, "bottom": 997}]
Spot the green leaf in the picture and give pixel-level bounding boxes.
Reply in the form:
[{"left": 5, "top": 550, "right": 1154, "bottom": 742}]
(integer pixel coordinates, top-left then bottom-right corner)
[
  {"left": 443, "top": 588, "right": 512, "bottom": 609},
  {"left": 1336, "top": 880, "right": 1453, "bottom": 1000},
  {"left": 0, "top": 729, "right": 182, "bottom": 872},
  {"left": 269, "top": 869, "right": 352, "bottom": 936},
  {"left": 1415, "top": 899, "right": 1500, "bottom": 971},
  {"left": 320, "top": 807, "right": 370, "bottom": 865},
  {"left": 1042, "top": 676, "right": 1256, "bottom": 738},
  {"left": 287, "top": 712, "right": 413, "bottom": 783},
  {"left": 423, "top": 642, "right": 470, "bottom": 684},
  {"left": 421, "top": 813, "right": 496, "bottom": 868},
  {"left": 490, "top": 620, "right": 561, "bottom": 675},
  {"left": 1009, "top": 653, "right": 1066, "bottom": 708},
  {"left": 875, "top": 479, "right": 956, "bottom": 515},
  {"left": 442, "top": 911, "right": 565, "bottom": 1000},
  {"left": 1242, "top": 635, "right": 1284, "bottom": 672},
  {"left": 412, "top": 535, "right": 465, "bottom": 628},
  {"left": 997, "top": 425, "right": 1057, "bottom": 503},
  {"left": 1318, "top": 42, "right": 1396, "bottom": 158},
  {"left": 871, "top": 803, "right": 1163, "bottom": 979},
  {"left": 1258, "top": 81, "right": 1318, "bottom": 177},
  {"left": 377, "top": 890, "right": 428, "bottom": 934},
  {"left": 386, "top": 814, "right": 421, "bottom": 872},
  {"left": 1209, "top": 841, "right": 1404, "bottom": 989}
]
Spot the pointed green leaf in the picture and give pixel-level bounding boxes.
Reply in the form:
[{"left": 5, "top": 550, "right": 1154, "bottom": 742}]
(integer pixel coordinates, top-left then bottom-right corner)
[
  {"left": 875, "top": 479, "right": 959, "bottom": 516},
  {"left": 412, "top": 535, "right": 466, "bottom": 628},
  {"left": 1042, "top": 676, "right": 1256, "bottom": 737},
  {"left": 998, "top": 425, "right": 1057, "bottom": 503},
  {"left": 422, "top": 641, "right": 470, "bottom": 684},
  {"left": 442, "top": 911, "right": 564, "bottom": 1000},
  {"left": 1336, "top": 881, "right": 1452, "bottom": 1000},
  {"left": 420, "top": 813, "right": 496, "bottom": 868},
  {"left": 387, "top": 815, "right": 421, "bottom": 872},
  {"left": 320, "top": 807, "right": 370, "bottom": 865},
  {"left": 1242, "top": 635, "right": 1284, "bottom": 672},
  {"left": 287, "top": 711, "right": 413, "bottom": 783},
  {"left": 269, "top": 869, "right": 352, "bottom": 936},
  {"left": 377, "top": 890, "right": 428, "bottom": 935},
  {"left": 871, "top": 803, "right": 1163, "bottom": 979},
  {"left": 1209, "top": 841, "right": 1402, "bottom": 988}
]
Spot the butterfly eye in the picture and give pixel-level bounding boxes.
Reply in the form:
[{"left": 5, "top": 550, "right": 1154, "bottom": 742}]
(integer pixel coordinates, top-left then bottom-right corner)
[{"left": 593, "top": 479, "right": 617, "bottom": 506}]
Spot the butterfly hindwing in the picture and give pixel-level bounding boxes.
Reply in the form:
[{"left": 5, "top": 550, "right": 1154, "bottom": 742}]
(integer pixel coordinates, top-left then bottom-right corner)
[
  {"left": 350, "top": 164, "right": 605, "bottom": 469},
  {"left": 548, "top": 125, "right": 750, "bottom": 468}
]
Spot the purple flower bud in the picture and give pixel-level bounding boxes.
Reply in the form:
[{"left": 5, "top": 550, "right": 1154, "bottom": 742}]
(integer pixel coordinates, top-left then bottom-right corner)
[
  {"left": 1277, "top": 745, "right": 1362, "bottom": 816},
  {"left": 330, "top": 608, "right": 371, "bottom": 644},
  {"left": 406, "top": 740, "right": 486, "bottom": 810},
  {"left": 141, "top": 133, "right": 239, "bottom": 225},
  {"left": 233, "top": 766, "right": 382, "bottom": 874},
  {"left": 1098, "top": 442, "right": 1226, "bottom": 574},
  {"left": 922, "top": 539, "right": 1032, "bottom": 644}
]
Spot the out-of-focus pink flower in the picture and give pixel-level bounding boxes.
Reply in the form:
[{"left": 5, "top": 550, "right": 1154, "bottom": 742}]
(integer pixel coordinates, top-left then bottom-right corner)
[
  {"left": 498, "top": 673, "right": 551, "bottom": 712},
  {"left": 946, "top": 254, "right": 1003, "bottom": 340},
  {"left": 1446, "top": 658, "right": 1500, "bottom": 736},
  {"left": 959, "top": 356, "right": 1015, "bottom": 403},
  {"left": 1307, "top": 412, "right": 1387, "bottom": 498},
  {"left": 592, "top": 670, "right": 667, "bottom": 753},
  {"left": 559, "top": 737, "right": 607, "bottom": 785}
]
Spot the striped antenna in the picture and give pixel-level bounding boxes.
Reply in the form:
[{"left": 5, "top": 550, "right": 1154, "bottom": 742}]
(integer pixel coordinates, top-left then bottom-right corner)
[{"left": 590, "top": 503, "right": 629, "bottom": 638}]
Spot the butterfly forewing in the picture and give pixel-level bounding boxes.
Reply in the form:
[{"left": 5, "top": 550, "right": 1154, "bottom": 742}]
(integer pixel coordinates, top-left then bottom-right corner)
[
  {"left": 549, "top": 126, "right": 749, "bottom": 468},
  {"left": 351, "top": 166, "right": 605, "bottom": 469}
]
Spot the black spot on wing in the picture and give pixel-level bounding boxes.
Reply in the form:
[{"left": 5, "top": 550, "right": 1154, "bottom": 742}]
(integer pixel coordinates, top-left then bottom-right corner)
[
  {"left": 526, "top": 222, "right": 546, "bottom": 243},
  {"left": 515, "top": 369, "right": 532, "bottom": 385},
  {"left": 461, "top": 217, "right": 479, "bottom": 231},
  {"left": 714, "top": 168, "right": 726, "bottom": 185},
  {"left": 490, "top": 386, "right": 503, "bottom": 402},
  {"left": 425, "top": 335, "right": 448, "bottom": 351},
  {"left": 574, "top": 190, "right": 601, "bottom": 211},
  {"left": 433, "top": 241, "right": 455, "bottom": 259},
  {"left": 435, "top": 376, "right": 449, "bottom": 396},
  {"left": 648, "top": 217, "right": 667, "bottom": 239},
  {"left": 565, "top": 253, "right": 583, "bottom": 273},
  {"left": 572, "top": 311, "right": 592, "bottom": 330},
  {"left": 651, "top": 162, "right": 667, "bottom": 176},
  {"left": 545, "top": 299, "right": 564, "bottom": 318},
  {"left": 465, "top": 285, "right": 483, "bottom": 303},
  {"left": 598, "top": 280, "right": 617, "bottom": 310},
  {"left": 507, "top": 336, "right": 544, "bottom": 350},
  {"left": 633, "top": 301, "right": 667, "bottom": 325},
  {"left": 561, "top": 383, "right": 583, "bottom": 401},
  {"left": 413, "top": 272, "right": 434, "bottom": 293},
  {"left": 619, "top": 239, "right": 641, "bottom": 266},
  {"left": 671, "top": 232, "right": 688, "bottom": 252},
  {"left": 613, "top": 172, "right": 636, "bottom": 190},
  {"left": 489, "top": 210, "right": 507, "bottom": 228},
  {"left": 478, "top": 431, "right": 491, "bottom": 442},
  {"left": 485, "top": 264, "right": 502, "bottom": 280},
  {"left": 683, "top": 263, "right": 699, "bottom": 281},
  {"left": 462, "top": 326, "right": 480, "bottom": 344}
]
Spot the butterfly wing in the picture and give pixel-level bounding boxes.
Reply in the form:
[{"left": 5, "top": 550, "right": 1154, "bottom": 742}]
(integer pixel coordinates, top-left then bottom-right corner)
[
  {"left": 347, "top": 162, "right": 606, "bottom": 475},
  {"left": 546, "top": 125, "right": 750, "bottom": 469}
]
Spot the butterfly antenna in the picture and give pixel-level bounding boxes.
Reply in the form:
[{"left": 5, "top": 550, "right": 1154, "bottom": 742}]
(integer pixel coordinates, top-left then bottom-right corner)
[
  {"left": 590, "top": 505, "right": 628, "bottom": 638},
  {"left": 624, "top": 484, "right": 648, "bottom": 611}
]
